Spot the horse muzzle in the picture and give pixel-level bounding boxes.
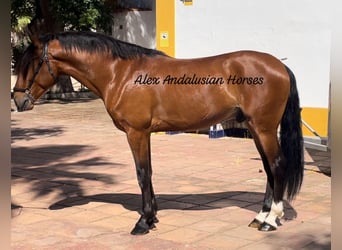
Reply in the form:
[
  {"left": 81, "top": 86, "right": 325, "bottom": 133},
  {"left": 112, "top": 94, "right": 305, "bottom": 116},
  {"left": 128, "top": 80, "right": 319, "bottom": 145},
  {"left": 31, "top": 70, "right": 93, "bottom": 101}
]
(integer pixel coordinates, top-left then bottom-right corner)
[{"left": 13, "top": 93, "right": 35, "bottom": 112}]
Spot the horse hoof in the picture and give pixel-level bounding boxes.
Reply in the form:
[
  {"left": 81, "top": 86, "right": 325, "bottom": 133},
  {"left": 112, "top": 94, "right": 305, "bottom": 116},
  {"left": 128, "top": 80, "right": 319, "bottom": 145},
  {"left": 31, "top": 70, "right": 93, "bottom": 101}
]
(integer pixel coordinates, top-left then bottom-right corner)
[
  {"left": 248, "top": 219, "right": 262, "bottom": 229},
  {"left": 130, "top": 224, "right": 150, "bottom": 235},
  {"left": 130, "top": 217, "right": 158, "bottom": 235},
  {"left": 258, "top": 222, "right": 277, "bottom": 232},
  {"left": 153, "top": 216, "right": 159, "bottom": 223}
]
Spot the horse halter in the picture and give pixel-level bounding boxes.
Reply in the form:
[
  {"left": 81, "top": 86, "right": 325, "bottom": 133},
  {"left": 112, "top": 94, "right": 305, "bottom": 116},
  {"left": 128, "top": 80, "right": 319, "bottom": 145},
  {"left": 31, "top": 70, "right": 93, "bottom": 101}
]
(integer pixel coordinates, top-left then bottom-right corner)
[{"left": 13, "top": 43, "right": 57, "bottom": 103}]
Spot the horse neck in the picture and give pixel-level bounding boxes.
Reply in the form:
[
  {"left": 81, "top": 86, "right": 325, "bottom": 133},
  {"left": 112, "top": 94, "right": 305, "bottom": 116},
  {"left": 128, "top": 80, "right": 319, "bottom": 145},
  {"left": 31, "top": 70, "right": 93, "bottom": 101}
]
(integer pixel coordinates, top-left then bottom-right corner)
[{"left": 52, "top": 47, "right": 114, "bottom": 98}]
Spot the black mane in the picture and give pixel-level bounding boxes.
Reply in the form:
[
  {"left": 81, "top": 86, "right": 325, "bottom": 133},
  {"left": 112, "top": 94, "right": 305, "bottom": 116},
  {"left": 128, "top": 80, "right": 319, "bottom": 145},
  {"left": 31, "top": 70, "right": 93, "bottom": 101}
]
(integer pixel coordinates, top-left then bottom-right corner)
[
  {"left": 16, "top": 31, "right": 166, "bottom": 77},
  {"left": 15, "top": 43, "right": 36, "bottom": 78},
  {"left": 45, "top": 31, "right": 166, "bottom": 59}
]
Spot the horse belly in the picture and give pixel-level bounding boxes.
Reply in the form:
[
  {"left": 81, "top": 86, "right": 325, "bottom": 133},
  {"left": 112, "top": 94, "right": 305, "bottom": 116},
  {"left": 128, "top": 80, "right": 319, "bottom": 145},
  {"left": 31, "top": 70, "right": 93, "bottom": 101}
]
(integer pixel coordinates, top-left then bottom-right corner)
[{"left": 151, "top": 91, "right": 237, "bottom": 132}]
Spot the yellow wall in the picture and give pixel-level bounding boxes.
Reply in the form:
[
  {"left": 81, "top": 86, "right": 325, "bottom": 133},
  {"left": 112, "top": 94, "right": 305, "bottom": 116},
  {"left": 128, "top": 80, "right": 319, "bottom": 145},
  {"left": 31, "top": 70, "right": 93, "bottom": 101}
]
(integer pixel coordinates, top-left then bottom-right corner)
[
  {"left": 156, "top": 0, "right": 175, "bottom": 57},
  {"left": 301, "top": 107, "right": 329, "bottom": 137}
]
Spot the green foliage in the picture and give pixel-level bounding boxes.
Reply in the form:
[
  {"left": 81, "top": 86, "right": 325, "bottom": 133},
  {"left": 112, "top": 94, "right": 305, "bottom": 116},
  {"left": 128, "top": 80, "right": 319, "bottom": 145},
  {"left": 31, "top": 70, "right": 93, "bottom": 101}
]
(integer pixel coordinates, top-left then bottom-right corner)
[
  {"left": 11, "top": 0, "right": 114, "bottom": 33},
  {"left": 11, "top": 0, "right": 115, "bottom": 74},
  {"left": 11, "top": 0, "right": 35, "bottom": 29},
  {"left": 16, "top": 16, "right": 31, "bottom": 32}
]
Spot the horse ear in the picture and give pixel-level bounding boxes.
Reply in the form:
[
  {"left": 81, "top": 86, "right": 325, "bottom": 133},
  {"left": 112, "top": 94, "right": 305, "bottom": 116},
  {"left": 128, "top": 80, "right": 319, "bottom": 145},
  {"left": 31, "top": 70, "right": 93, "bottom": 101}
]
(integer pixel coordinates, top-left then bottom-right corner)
[{"left": 25, "top": 18, "right": 43, "bottom": 46}]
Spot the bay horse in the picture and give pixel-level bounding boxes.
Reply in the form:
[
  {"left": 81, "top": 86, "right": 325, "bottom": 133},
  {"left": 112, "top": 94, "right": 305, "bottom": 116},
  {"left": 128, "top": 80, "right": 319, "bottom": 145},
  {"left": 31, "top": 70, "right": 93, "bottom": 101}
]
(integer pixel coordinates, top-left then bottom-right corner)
[{"left": 13, "top": 29, "right": 303, "bottom": 235}]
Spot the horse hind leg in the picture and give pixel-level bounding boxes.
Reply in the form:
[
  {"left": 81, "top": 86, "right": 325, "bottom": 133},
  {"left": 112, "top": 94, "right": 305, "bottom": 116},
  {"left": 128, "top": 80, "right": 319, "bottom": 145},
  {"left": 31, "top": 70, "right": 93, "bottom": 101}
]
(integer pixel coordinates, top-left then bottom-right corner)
[
  {"left": 247, "top": 124, "right": 286, "bottom": 231},
  {"left": 261, "top": 148, "right": 286, "bottom": 231},
  {"left": 247, "top": 129, "right": 274, "bottom": 229},
  {"left": 248, "top": 181, "right": 273, "bottom": 229}
]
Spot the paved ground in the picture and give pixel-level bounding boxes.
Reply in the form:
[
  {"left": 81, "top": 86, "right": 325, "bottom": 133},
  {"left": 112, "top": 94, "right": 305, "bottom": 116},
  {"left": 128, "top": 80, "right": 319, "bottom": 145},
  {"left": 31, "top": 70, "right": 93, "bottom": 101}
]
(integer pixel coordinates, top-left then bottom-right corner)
[{"left": 11, "top": 98, "right": 331, "bottom": 250}]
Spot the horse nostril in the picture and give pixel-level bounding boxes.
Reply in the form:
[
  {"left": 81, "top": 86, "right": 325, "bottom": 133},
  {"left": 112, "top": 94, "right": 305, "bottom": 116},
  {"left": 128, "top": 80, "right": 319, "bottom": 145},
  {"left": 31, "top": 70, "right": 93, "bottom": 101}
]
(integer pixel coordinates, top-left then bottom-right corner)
[
  {"left": 22, "top": 99, "right": 29, "bottom": 111},
  {"left": 13, "top": 98, "right": 20, "bottom": 111}
]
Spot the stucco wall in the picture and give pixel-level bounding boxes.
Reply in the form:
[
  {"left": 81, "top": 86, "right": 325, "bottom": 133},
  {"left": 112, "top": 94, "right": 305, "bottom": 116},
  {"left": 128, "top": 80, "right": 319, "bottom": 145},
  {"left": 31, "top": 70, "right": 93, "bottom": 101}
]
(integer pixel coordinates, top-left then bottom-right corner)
[
  {"left": 112, "top": 7, "right": 156, "bottom": 49},
  {"left": 175, "top": 0, "right": 331, "bottom": 108}
]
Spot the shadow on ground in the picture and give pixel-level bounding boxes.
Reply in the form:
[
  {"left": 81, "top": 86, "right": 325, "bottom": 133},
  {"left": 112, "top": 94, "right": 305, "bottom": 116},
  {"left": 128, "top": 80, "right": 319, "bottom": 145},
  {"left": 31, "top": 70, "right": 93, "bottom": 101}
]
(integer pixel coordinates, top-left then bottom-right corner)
[
  {"left": 12, "top": 144, "right": 123, "bottom": 201},
  {"left": 305, "top": 148, "right": 331, "bottom": 177},
  {"left": 11, "top": 126, "right": 64, "bottom": 143},
  {"left": 48, "top": 191, "right": 297, "bottom": 221}
]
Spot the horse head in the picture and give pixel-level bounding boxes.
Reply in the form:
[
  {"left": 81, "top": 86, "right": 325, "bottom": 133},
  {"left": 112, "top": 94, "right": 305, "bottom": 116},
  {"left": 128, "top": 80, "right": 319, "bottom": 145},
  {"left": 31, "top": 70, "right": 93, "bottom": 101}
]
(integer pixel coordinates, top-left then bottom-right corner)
[{"left": 13, "top": 23, "right": 58, "bottom": 112}]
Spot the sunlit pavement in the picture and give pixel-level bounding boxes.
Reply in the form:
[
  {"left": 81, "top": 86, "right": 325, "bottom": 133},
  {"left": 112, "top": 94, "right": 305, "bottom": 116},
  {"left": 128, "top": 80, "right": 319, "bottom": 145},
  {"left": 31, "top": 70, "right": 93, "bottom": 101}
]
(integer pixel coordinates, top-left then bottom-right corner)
[{"left": 11, "top": 98, "right": 331, "bottom": 250}]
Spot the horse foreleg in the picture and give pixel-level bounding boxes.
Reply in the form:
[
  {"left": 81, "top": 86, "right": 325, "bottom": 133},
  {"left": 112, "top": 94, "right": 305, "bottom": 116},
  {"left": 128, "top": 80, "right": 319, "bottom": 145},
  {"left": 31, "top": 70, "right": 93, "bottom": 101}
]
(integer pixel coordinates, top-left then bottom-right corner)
[{"left": 126, "top": 130, "right": 158, "bottom": 235}]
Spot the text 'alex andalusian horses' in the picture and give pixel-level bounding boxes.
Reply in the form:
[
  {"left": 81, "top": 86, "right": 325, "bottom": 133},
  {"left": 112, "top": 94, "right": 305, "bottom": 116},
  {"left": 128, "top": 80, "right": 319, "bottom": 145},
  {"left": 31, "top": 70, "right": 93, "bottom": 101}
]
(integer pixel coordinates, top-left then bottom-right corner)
[{"left": 13, "top": 28, "right": 303, "bottom": 234}]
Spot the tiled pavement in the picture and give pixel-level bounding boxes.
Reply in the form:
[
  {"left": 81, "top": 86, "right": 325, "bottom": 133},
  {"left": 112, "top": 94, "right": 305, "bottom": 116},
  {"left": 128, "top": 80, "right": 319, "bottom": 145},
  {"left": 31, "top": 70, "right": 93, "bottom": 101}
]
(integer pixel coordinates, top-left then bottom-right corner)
[{"left": 11, "top": 98, "right": 331, "bottom": 250}]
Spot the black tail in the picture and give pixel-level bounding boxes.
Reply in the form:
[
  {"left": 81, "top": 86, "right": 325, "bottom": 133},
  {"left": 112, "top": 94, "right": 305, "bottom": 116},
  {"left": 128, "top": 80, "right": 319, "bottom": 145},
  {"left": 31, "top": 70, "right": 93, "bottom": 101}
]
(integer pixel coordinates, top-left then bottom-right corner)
[{"left": 280, "top": 65, "right": 304, "bottom": 201}]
